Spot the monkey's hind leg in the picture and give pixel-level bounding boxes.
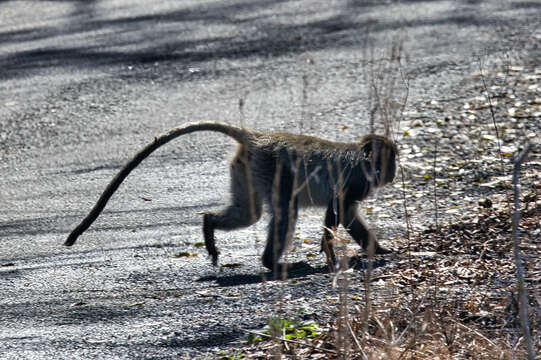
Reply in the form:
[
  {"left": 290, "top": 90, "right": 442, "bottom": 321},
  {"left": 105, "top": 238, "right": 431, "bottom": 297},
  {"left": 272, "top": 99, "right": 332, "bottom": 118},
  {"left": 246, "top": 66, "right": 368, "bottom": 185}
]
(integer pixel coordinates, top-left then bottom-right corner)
[
  {"left": 321, "top": 202, "right": 339, "bottom": 271},
  {"left": 203, "top": 157, "right": 263, "bottom": 266}
]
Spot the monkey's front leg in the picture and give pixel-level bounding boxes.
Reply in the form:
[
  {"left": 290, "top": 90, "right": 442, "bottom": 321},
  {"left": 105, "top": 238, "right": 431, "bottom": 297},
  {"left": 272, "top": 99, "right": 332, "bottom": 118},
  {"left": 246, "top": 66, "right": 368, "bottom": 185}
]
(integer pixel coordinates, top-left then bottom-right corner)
[{"left": 342, "top": 205, "right": 392, "bottom": 256}]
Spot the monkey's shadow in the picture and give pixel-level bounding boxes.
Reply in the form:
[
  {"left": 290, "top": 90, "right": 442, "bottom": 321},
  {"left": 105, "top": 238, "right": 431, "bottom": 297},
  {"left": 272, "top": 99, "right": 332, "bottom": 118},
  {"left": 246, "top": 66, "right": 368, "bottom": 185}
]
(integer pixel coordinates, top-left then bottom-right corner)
[{"left": 197, "top": 258, "right": 388, "bottom": 287}]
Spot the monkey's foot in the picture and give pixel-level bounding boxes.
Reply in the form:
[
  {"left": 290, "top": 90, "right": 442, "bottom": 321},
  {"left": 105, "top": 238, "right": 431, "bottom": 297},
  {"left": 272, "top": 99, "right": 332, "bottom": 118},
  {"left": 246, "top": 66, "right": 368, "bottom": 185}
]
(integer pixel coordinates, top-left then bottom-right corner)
[
  {"left": 375, "top": 246, "right": 393, "bottom": 255},
  {"left": 335, "top": 250, "right": 392, "bottom": 271},
  {"left": 324, "top": 258, "right": 339, "bottom": 273}
]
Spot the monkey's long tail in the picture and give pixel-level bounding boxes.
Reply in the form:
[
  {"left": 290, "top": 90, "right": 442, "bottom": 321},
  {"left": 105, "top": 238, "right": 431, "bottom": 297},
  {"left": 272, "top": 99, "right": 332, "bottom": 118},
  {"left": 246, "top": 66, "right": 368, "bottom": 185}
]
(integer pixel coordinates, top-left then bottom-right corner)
[{"left": 65, "top": 121, "right": 251, "bottom": 246}]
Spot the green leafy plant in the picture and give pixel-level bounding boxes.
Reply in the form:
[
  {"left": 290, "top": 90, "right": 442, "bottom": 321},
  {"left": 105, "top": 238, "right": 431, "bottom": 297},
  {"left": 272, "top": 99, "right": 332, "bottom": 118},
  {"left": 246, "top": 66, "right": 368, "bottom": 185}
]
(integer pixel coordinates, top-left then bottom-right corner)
[
  {"left": 246, "top": 307, "right": 322, "bottom": 345},
  {"left": 265, "top": 316, "right": 322, "bottom": 340},
  {"left": 246, "top": 332, "right": 262, "bottom": 344}
]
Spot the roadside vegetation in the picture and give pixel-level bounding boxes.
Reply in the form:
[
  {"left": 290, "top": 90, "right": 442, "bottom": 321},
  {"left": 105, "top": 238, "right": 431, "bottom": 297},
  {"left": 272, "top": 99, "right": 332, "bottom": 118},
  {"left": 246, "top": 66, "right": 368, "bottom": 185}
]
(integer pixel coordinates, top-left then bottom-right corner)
[{"left": 222, "top": 42, "right": 540, "bottom": 359}]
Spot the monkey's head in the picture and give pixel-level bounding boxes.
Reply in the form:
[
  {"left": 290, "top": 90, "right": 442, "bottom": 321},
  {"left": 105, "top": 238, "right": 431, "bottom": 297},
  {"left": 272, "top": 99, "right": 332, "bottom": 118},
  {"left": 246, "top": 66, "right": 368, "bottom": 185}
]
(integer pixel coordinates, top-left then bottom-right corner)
[{"left": 360, "top": 135, "right": 398, "bottom": 187}]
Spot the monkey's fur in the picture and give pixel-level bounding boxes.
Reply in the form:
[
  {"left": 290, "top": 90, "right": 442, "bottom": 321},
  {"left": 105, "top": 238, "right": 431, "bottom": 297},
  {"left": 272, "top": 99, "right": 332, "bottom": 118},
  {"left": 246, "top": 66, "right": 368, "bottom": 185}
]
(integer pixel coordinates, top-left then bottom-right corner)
[{"left": 65, "top": 122, "right": 398, "bottom": 271}]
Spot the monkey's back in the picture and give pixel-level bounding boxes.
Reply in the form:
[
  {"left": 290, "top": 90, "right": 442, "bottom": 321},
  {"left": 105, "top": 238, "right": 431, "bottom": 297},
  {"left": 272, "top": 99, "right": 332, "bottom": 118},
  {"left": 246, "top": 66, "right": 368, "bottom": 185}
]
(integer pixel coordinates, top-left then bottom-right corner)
[{"left": 249, "top": 132, "right": 369, "bottom": 207}]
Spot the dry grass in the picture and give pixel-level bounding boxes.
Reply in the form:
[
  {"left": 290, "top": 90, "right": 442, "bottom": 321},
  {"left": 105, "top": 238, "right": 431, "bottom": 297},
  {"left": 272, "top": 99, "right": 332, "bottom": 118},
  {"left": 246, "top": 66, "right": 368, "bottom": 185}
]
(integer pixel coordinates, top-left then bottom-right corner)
[{"left": 233, "top": 39, "right": 540, "bottom": 360}]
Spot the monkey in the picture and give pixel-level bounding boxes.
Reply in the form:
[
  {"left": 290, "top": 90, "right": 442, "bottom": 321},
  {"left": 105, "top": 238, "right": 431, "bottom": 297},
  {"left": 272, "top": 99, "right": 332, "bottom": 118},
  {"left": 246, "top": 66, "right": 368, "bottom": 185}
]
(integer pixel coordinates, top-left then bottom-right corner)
[{"left": 64, "top": 121, "right": 398, "bottom": 272}]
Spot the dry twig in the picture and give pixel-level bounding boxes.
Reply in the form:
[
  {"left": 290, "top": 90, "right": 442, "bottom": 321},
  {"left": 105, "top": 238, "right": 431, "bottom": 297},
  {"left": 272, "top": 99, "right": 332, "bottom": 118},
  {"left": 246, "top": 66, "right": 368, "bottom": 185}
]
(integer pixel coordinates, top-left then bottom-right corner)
[{"left": 511, "top": 142, "right": 536, "bottom": 360}]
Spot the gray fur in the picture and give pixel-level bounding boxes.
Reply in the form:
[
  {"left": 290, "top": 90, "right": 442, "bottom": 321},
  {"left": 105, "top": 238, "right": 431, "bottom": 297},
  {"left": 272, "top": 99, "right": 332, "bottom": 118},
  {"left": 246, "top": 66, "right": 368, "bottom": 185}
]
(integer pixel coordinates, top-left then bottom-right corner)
[{"left": 65, "top": 122, "right": 398, "bottom": 272}]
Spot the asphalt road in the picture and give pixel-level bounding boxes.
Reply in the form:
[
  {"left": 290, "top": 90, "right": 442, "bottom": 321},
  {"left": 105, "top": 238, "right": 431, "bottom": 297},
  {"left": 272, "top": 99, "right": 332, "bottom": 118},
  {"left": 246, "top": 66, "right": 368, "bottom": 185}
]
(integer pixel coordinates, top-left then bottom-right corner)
[{"left": 1, "top": 0, "right": 539, "bottom": 358}]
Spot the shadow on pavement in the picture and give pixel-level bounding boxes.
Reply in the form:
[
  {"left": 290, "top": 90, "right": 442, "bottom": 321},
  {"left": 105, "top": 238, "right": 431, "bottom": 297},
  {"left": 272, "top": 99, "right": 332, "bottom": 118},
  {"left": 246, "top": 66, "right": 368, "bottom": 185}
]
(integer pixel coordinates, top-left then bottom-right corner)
[
  {"left": 197, "top": 257, "right": 388, "bottom": 286},
  {"left": 0, "top": 0, "right": 510, "bottom": 80}
]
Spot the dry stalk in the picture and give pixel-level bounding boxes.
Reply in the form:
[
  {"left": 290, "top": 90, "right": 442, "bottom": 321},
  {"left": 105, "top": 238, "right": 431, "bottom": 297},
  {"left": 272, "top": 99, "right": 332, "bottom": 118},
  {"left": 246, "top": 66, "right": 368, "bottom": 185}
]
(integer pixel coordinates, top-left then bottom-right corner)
[
  {"left": 451, "top": 319, "right": 499, "bottom": 349},
  {"left": 433, "top": 139, "right": 439, "bottom": 232},
  {"left": 337, "top": 267, "right": 351, "bottom": 359},
  {"left": 477, "top": 57, "right": 512, "bottom": 212},
  {"left": 347, "top": 319, "right": 367, "bottom": 359},
  {"left": 511, "top": 142, "right": 535, "bottom": 360}
]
